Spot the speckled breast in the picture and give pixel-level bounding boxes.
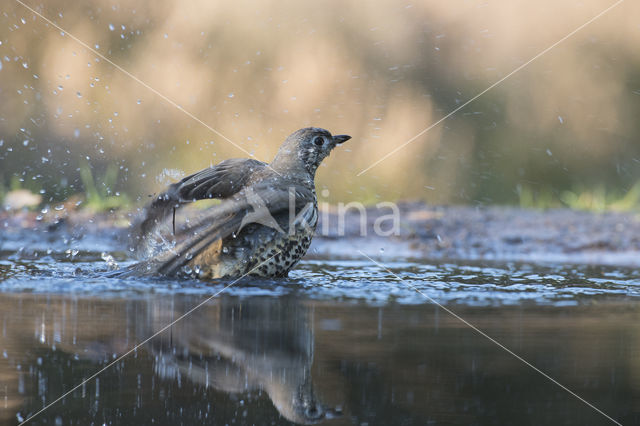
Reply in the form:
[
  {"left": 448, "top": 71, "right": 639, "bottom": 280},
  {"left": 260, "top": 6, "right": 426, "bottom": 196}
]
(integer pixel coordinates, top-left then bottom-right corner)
[{"left": 191, "top": 202, "right": 318, "bottom": 279}]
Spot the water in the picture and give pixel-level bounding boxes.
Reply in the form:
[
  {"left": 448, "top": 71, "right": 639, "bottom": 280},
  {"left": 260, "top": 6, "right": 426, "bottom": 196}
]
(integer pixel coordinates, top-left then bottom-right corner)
[{"left": 1, "top": 236, "right": 639, "bottom": 425}]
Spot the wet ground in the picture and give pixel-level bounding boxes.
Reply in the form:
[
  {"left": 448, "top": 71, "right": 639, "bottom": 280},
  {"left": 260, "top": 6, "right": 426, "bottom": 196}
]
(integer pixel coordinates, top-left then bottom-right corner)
[
  {"left": 316, "top": 202, "right": 640, "bottom": 268},
  {"left": 1, "top": 206, "right": 640, "bottom": 425}
]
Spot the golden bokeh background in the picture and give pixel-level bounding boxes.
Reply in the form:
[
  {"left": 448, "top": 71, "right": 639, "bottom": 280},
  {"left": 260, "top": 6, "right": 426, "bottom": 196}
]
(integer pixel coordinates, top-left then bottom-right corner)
[{"left": 1, "top": 0, "right": 639, "bottom": 205}]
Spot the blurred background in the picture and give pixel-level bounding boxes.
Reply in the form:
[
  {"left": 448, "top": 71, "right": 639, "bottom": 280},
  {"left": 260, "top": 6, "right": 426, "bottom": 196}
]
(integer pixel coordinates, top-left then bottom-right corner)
[{"left": 1, "top": 0, "right": 639, "bottom": 210}]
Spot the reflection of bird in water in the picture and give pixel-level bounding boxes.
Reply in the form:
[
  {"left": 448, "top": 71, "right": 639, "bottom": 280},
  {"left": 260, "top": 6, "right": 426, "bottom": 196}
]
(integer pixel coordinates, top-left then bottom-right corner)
[
  {"left": 149, "top": 296, "right": 334, "bottom": 424},
  {"left": 129, "top": 128, "right": 350, "bottom": 278}
]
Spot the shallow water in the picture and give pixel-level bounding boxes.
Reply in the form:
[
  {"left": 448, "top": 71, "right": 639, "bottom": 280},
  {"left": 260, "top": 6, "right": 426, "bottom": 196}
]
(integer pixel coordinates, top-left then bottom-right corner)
[{"left": 1, "top": 239, "right": 639, "bottom": 425}]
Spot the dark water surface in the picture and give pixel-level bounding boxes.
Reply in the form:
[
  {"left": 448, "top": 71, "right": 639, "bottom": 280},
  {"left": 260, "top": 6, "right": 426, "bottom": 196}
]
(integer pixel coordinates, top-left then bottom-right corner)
[{"left": 1, "top": 244, "right": 639, "bottom": 425}]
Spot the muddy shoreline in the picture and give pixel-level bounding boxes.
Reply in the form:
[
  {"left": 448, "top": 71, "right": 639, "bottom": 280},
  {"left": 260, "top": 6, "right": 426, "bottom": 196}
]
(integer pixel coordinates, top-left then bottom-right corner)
[
  {"left": 2, "top": 202, "right": 639, "bottom": 268},
  {"left": 315, "top": 202, "right": 640, "bottom": 267}
]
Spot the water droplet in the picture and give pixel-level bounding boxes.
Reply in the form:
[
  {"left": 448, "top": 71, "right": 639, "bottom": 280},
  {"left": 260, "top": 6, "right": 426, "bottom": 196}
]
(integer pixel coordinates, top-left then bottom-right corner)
[
  {"left": 94, "top": 44, "right": 100, "bottom": 49},
  {"left": 76, "top": 91, "right": 82, "bottom": 98},
  {"left": 65, "top": 249, "right": 79, "bottom": 260},
  {"left": 136, "top": 99, "right": 141, "bottom": 104},
  {"left": 164, "top": 33, "right": 168, "bottom": 39},
  {"left": 74, "top": 129, "right": 80, "bottom": 138},
  {"left": 108, "top": 23, "right": 115, "bottom": 31},
  {"left": 101, "top": 252, "right": 119, "bottom": 270},
  {"left": 21, "top": 18, "right": 26, "bottom": 25},
  {"left": 22, "top": 62, "right": 28, "bottom": 69},
  {"left": 557, "top": 115, "right": 564, "bottom": 124},
  {"left": 227, "top": 93, "right": 234, "bottom": 98}
]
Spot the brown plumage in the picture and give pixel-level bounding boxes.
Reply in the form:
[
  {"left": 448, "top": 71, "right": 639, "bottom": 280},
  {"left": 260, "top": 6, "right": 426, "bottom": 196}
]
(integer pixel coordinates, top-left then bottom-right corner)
[{"left": 126, "top": 127, "right": 350, "bottom": 278}]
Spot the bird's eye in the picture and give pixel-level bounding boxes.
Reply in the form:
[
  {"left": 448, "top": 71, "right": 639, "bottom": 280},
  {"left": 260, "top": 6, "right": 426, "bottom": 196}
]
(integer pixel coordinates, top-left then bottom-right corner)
[{"left": 313, "top": 136, "right": 324, "bottom": 147}]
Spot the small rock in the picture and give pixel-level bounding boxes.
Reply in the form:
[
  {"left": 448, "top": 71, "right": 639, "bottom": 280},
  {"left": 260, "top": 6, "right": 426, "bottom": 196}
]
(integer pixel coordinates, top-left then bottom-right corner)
[{"left": 3, "top": 190, "right": 42, "bottom": 210}]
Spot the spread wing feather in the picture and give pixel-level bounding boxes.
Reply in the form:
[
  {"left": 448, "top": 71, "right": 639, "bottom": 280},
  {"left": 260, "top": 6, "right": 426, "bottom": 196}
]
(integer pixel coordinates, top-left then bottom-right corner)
[
  {"left": 131, "top": 158, "right": 267, "bottom": 250},
  {"left": 128, "top": 184, "right": 314, "bottom": 276},
  {"left": 173, "top": 158, "right": 266, "bottom": 201}
]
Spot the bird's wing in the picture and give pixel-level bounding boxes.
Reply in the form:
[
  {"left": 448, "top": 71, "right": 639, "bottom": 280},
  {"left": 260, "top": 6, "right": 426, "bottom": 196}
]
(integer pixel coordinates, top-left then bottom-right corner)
[
  {"left": 131, "top": 158, "right": 267, "bottom": 248},
  {"left": 169, "top": 158, "right": 267, "bottom": 202},
  {"left": 141, "top": 183, "right": 315, "bottom": 276}
]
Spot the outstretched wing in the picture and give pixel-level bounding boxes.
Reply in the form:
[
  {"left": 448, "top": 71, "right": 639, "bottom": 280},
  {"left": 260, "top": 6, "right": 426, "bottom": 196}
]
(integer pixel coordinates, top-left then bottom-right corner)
[
  {"left": 133, "top": 184, "right": 314, "bottom": 276},
  {"left": 131, "top": 158, "right": 267, "bottom": 248}
]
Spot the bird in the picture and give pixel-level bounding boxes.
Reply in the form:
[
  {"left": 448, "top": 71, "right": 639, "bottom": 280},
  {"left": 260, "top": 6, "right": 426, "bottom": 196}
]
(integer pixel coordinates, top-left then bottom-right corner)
[{"left": 127, "top": 127, "right": 351, "bottom": 279}]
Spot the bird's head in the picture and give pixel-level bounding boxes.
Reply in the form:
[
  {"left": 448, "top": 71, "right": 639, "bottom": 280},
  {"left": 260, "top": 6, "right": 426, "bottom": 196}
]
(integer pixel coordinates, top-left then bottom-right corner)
[{"left": 271, "top": 127, "right": 351, "bottom": 177}]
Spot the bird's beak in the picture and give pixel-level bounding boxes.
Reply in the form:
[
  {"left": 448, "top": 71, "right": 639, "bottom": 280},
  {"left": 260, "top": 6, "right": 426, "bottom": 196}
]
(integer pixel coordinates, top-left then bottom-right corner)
[{"left": 332, "top": 134, "right": 351, "bottom": 145}]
